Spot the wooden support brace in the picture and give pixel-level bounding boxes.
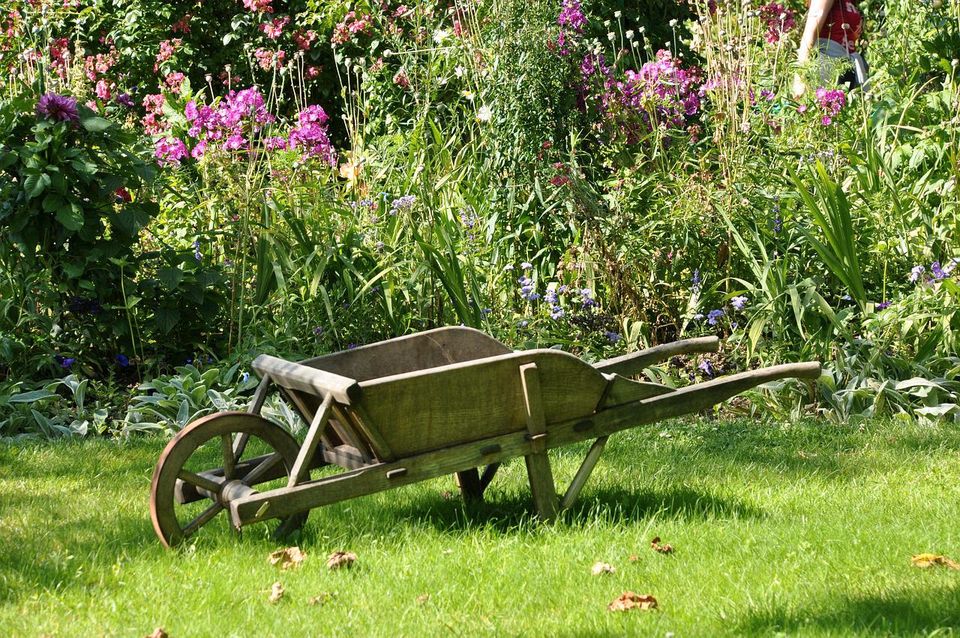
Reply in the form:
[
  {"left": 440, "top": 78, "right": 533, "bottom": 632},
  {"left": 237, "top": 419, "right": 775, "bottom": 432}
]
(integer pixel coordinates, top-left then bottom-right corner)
[
  {"left": 519, "top": 363, "right": 558, "bottom": 521},
  {"left": 288, "top": 394, "right": 333, "bottom": 488},
  {"left": 560, "top": 436, "right": 608, "bottom": 510}
]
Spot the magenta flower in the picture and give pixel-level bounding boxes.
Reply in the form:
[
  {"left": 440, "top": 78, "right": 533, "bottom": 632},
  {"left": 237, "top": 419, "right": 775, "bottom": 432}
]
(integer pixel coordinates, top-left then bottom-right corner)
[
  {"left": 557, "top": 0, "right": 587, "bottom": 33},
  {"left": 36, "top": 93, "right": 79, "bottom": 122},
  {"left": 155, "top": 137, "right": 188, "bottom": 166},
  {"left": 759, "top": 2, "right": 797, "bottom": 44},
  {"left": 815, "top": 87, "right": 845, "bottom": 126}
]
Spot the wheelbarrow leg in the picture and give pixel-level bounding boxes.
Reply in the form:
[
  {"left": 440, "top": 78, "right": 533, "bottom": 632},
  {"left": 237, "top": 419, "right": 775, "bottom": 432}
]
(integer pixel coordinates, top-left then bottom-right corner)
[
  {"left": 455, "top": 469, "right": 483, "bottom": 502},
  {"left": 456, "top": 462, "right": 502, "bottom": 502},
  {"left": 520, "top": 363, "right": 558, "bottom": 520}
]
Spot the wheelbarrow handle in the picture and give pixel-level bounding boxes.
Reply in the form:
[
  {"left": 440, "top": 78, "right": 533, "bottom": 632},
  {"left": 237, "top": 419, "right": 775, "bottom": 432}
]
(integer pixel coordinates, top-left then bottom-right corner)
[{"left": 594, "top": 336, "right": 720, "bottom": 376}]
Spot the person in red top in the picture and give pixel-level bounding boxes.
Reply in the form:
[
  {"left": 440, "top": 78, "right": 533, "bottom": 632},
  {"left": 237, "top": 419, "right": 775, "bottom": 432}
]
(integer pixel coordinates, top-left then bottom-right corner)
[{"left": 792, "top": 0, "right": 868, "bottom": 96}]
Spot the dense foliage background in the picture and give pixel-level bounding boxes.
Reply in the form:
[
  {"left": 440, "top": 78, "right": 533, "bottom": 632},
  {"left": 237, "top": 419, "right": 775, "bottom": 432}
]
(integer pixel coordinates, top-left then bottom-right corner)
[{"left": 1, "top": 0, "right": 958, "bottom": 438}]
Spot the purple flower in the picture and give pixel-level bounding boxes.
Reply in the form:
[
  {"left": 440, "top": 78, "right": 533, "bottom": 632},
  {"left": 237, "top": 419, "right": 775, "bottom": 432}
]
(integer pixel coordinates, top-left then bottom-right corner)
[
  {"left": 193, "top": 239, "right": 202, "bottom": 261},
  {"left": 390, "top": 195, "right": 416, "bottom": 213},
  {"left": 706, "top": 308, "right": 724, "bottom": 325},
  {"left": 313, "top": 326, "right": 324, "bottom": 335},
  {"left": 692, "top": 269, "right": 701, "bottom": 287},
  {"left": 36, "top": 93, "right": 79, "bottom": 123},
  {"left": 115, "top": 353, "right": 130, "bottom": 367},
  {"left": 698, "top": 359, "right": 714, "bottom": 378},
  {"left": 815, "top": 87, "right": 846, "bottom": 126},
  {"left": 55, "top": 355, "right": 75, "bottom": 369},
  {"left": 155, "top": 137, "right": 188, "bottom": 166},
  {"left": 115, "top": 93, "right": 135, "bottom": 108},
  {"left": 288, "top": 104, "right": 335, "bottom": 163},
  {"left": 550, "top": 306, "right": 565, "bottom": 319},
  {"left": 521, "top": 262, "right": 533, "bottom": 269},
  {"left": 557, "top": 0, "right": 587, "bottom": 33},
  {"left": 876, "top": 301, "right": 891, "bottom": 310},
  {"left": 931, "top": 261, "right": 946, "bottom": 280},
  {"left": 730, "top": 295, "right": 748, "bottom": 310},
  {"left": 605, "top": 331, "right": 621, "bottom": 343},
  {"left": 518, "top": 276, "right": 539, "bottom": 301},
  {"left": 909, "top": 265, "right": 925, "bottom": 283}
]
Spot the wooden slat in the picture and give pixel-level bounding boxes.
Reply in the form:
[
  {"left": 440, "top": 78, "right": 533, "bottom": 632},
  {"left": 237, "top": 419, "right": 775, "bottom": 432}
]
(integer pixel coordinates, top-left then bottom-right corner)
[
  {"left": 560, "top": 436, "right": 608, "bottom": 510},
  {"left": 288, "top": 394, "right": 333, "bottom": 487},
  {"left": 599, "top": 374, "right": 675, "bottom": 408},
  {"left": 253, "top": 355, "right": 361, "bottom": 405},
  {"left": 299, "top": 326, "right": 512, "bottom": 382},
  {"left": 520, "top": 363, "right": 558, "bottom": 520},
  {"left": 329, "top": 403, "right": 375, "bottom": 462},
  {"left": 594, "top": 336, "right": 720, "bottom": 376},
  {"left": 321, "top": 445, "right": 370, "bottom": 470}
]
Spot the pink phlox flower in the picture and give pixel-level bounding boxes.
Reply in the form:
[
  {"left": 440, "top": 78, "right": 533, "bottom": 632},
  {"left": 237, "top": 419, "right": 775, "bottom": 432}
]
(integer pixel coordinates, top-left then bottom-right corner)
[
  {"left": 155, "top": 136, "right": 188, "bottom": 166},
  {"left": 242, "top": 0, "right": 273, "bottom": 13},
  {"left": 259, "top": 16, "right": 289, "bottom": 39}
]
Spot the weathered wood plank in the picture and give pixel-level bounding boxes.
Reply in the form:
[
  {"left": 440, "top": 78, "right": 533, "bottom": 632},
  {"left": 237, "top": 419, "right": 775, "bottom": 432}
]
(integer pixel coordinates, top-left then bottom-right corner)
[
  {"left": 599, "top": 374, "right": 674, "bottom": 407},
  {"left": 560, "top": 436, "right": 608, "bottom": 510},
  {"left": 288, "top": 394, "right": 333, "bottom": 487},
  {"left": 359, "top": 349, "right": 607, "bottom": 458},
  {"left": 300, "top": 326, "right": 512, "bottom": 382},
  {"left": 520, "top": 363, "right": 558, "bottom": 520},
  {"left": 253, "top": 355, "right": 361, "bottom": 405},
  {"left": 594, "top": 336, "right": 720, "bottom": 377},
  {"left": 455, "top": 468, "right": 483, "bottom": 502}
]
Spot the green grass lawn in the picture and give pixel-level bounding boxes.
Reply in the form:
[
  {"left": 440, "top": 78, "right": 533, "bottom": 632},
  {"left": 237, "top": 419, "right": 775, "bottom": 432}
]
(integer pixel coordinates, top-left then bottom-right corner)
[{"left": 2, "top": 417, "right": 959, "bottom": 637}]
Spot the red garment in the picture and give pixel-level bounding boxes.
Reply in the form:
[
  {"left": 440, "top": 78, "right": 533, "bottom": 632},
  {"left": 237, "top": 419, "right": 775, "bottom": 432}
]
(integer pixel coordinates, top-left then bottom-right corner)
[{"left": 820, "top": 0, "right": 862, "bottom": 52}]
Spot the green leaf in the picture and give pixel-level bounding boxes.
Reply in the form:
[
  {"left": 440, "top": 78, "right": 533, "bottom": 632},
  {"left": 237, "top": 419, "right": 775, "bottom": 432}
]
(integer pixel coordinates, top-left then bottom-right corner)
[
  {"left": 55, "top": 202, "right": 84, "bottom": 231},
  {"left": 9, "top": 389, "right": 57, "bottom": 403},
  {"left": 41, "top": 192, "right": 66, "bottom": 213},
  {"left": 80, "top": 114, "right": 113, "bottom": 132},
  {"left": 158, "top": 267, "right": 183, "bottom": 290},
  {"left": 24, "top": 172, "right": 51, "bottom": 199}
]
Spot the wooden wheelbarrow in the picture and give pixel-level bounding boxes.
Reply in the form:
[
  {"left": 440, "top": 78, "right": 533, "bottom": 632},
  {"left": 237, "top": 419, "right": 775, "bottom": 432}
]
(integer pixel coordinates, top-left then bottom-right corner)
[{"left": 149, "top": 327, "right": 820, "bottom": 547}]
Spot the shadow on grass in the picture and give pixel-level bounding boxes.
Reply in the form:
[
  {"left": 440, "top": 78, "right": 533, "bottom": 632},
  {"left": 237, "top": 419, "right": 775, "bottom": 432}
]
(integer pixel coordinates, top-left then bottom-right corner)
[
  {"left": 738, "top": 586, "right": 960, "bottom": 636},
  {"left": 347, "top": 483, "right": 764, "bottom": 536}
]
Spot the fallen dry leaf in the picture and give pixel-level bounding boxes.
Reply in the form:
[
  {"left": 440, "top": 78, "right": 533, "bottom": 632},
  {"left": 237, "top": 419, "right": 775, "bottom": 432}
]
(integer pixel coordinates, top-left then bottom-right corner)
[
  {"left": 268, "top": 546, "right": 307, "bottom": 570},
  {"left": 591, "top": 562, "right": 616, "bottom": 575},
  {"left": 416, "top": 594, "right": 430, "bottom": 605},
  {"left": 911, "top": 553, "right": 960, "bottom": 570},
  {"left": 268, "top": 581, "right": 285, "bottom": 604},
  {"left": 308, "top": 592, "right": 335, "bottom": 606},
  {"left": 651, "top": 536, "right": 674, "bottom": 555},
  {"left": 628, "top": 554, "right": 640, "bottom": 563},
  {"left": 327, "top": 550, "right": 357, "bottom": 570},
  {"left": 145, "top": 629, "right": 168, "bottom": 638},
  {"left": 608, "top": 592, "right": 659, "bottom": 612}
]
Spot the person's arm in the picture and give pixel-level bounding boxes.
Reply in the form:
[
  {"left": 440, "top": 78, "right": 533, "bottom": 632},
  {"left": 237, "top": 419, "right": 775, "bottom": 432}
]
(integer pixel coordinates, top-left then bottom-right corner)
[
  {"left": 797, "top": 0, "right": 834, "bottom": 64},
  {"left": 793, "top": 0, "right": 834, "bottom": 96}
]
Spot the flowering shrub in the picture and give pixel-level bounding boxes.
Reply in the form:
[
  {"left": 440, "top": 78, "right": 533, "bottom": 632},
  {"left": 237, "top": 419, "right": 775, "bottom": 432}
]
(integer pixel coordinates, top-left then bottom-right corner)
[{"left": 814, "top": 87, "right": 846, "bottom": 126}]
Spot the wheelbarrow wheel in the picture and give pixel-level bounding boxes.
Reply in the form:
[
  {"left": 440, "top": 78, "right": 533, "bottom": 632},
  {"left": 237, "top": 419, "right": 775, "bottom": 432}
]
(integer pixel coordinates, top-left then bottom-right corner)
[{"left": 150, "top": 411, "right": 309, "bottom": 548}]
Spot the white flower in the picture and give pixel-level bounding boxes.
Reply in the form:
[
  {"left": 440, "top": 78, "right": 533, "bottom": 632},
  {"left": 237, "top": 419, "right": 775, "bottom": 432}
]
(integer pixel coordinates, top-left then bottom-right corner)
[
  {"left": 462, "top": 90, "right": 475, "bottom": 101},
  {"left": 454, "top": 65, "right": 465, "bottom": 78},
  {"left": 477, "top": 105, "right": 492, "bottom": 122},
  {"left": 433, "top": 29, "right": 449, "bottom": 44},
  {"left": 607, "top": 31, "right": 615, "bottom": 41},
  {"left": 626, "top": 30, "right": 634, "bottom": 39},
  {"left": 669, "top": 19, "right": 678, "bottom": 27},
  {"left": 638, "top": 26, "right": 646, "bottom": 34},
  {"left": 614, "top": 10, "right": 622, "bottom": 18}
]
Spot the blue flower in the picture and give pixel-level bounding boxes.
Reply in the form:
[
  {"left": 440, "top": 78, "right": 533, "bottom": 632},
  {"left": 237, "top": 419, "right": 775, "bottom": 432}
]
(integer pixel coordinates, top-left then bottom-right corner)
[
  {"left": 931, "top": 261, "right": 946, "bottom": 280},
  {"left": 730, "top": 295, "right": 748, "bottom": 310},
  {"left": 115, "top": 353, "right": 130, "bottom": 367},
  {"left": 313, "top": 326, "right": 324, "bottom": 335},
  {"left": 550, "top": 306, "right": 565, "bottom": 319},
  {"left": 876, "top": 301, "right": 891, "bottom": 310},
  {"left": 241, "top": 371, "right": 250, "bottom": 383},
  {"left": 698, "top": 359, "right": 714, "bottom": 378},
  {"left": 193, "top": 239, "right": 202, "bottom": 262},
  {"left": 605, "top": 331, "right": 621, "bottom": 343},
  {"left": 909, "top": 265, "right": 925, "bottom": 283},
  {"left": 707, "top": 309, "right": 724, "bottom": 325},
  {"left": 521, "top": 262, "right": 533, "bottom": 269},
  {"left": 55, "top": 355, "right": 75, "bottom": 369},
  {"left": 692, "top": 269, "right": 701, "bottom": 286}
]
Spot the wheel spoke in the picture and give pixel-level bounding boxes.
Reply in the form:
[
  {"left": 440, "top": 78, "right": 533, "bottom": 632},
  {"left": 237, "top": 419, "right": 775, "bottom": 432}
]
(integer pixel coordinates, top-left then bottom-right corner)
[
  {"left": 233, "top": 432, "right": 250, "bottom": 460},
  {"left": 182, "top": 502, "right": 224, "bottom": 537},
  {"left": 177, "top": 469, "right": 223, "bottom": 495},
  {"left": 221, "top": 434, "right": 236, "bottom": 480},
  {"left": 241, "top": 452, "right": 283, "bottom": 486}
]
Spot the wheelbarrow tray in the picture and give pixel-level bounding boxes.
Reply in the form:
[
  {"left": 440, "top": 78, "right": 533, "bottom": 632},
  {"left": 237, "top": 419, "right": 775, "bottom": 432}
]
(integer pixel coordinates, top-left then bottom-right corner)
[{"left": 150, "top": 327, "right": 820, "bottom": 547}]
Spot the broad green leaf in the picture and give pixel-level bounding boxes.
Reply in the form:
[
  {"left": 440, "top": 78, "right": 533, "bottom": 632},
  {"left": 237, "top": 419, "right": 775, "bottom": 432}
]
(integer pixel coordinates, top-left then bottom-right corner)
[{"left": 80, "top": 114, "right": 113, "bottom": 132}]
